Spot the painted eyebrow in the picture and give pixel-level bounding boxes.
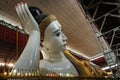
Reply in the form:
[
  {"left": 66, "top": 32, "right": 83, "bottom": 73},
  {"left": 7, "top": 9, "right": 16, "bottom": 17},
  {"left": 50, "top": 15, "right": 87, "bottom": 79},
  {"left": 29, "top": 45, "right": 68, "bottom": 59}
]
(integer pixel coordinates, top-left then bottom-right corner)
[{"left": 53, "top": 28, "right": 62, "bottom": 33}]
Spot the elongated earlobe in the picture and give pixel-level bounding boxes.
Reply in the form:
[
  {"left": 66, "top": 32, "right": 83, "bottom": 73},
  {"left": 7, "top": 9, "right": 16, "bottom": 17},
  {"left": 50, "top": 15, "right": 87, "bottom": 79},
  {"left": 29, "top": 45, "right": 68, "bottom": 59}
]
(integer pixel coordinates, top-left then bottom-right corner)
[{"left": 40, "top": 42, "right": 43, "bottom": 47}]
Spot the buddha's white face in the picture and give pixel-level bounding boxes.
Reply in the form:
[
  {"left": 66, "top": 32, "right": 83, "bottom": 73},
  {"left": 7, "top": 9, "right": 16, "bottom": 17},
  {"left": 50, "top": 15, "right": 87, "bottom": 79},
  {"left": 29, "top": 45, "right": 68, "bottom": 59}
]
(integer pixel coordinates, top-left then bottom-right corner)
[{"left": 43, "top": 20, "right": 67, "bottom": 53}]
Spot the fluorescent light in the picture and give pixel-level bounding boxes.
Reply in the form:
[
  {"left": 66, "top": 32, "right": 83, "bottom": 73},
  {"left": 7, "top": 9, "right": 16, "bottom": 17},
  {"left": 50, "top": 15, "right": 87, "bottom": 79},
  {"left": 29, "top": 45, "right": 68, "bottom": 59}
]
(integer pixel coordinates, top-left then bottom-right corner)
[
  {"left": 102, "top": 64, "right": 118, "bottom": 70},
  {"left": 89, "top": 53, "right": 104, "bottom": 61}
]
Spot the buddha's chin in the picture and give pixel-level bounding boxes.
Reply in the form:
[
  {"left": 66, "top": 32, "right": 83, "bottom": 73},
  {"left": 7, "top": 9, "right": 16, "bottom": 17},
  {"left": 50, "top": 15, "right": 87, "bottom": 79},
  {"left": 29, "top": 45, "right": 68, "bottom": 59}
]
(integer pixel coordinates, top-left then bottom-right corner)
[{"left": 62, "top": 45, "right": 66, "bottom": 50}]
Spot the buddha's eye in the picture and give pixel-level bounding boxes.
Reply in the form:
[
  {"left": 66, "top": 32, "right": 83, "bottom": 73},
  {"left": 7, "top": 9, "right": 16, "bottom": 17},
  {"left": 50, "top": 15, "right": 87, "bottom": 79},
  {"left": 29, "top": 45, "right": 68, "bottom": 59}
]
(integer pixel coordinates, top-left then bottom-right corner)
[{"left": 56, "top": 32, "right": 61, "bottom": 36}]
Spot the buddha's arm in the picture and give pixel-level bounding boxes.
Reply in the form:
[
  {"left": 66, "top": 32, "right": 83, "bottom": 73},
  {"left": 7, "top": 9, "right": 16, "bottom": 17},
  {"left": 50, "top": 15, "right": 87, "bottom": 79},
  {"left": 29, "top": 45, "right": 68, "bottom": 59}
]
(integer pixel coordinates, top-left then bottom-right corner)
[
  {"left": 11, "top": 31, "right": 40, "bottom": 73},
  {"left": 11, "top": 3, "right": 40, "bottom": 74}
]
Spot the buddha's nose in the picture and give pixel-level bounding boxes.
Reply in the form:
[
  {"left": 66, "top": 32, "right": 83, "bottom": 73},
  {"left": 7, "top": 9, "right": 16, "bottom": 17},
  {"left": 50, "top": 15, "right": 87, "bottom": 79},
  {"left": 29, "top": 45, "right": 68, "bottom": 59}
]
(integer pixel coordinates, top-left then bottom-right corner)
[{"left": 61, "top": 32, "right": 67, "bottom": 41}]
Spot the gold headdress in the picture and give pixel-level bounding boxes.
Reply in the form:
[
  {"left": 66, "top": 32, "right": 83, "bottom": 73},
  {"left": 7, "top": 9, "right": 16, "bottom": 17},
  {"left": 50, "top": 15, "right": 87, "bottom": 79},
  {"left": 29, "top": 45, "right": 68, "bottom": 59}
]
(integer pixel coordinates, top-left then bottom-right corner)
[
  {"left": 29, "top": 7, "right": 57, "bottom": 41},
  {"left": 39, "top": 14, "right": 57, "bottom": 41}
]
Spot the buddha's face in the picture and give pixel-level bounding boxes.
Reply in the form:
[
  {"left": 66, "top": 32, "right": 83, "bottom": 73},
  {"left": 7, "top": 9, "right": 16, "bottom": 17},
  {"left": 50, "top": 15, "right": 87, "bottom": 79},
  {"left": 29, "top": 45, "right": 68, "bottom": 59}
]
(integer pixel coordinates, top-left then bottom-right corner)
[{"left": 43, "top": 20, "right": 67, "bottom": 53}]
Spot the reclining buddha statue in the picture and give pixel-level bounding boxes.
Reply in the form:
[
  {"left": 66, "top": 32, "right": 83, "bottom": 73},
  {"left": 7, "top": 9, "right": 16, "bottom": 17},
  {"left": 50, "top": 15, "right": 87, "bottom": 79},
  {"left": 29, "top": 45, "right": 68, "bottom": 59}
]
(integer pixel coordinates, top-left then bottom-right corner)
[{"left": 11, "top": 2, "right": 107, "bottom": 77}]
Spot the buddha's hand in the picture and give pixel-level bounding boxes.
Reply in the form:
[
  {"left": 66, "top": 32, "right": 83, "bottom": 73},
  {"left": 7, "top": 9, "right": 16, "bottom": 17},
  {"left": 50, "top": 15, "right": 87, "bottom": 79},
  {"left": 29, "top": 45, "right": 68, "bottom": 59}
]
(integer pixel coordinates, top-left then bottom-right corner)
[{"left": 15, "top": 2, "right": 40, "bottom": 35}]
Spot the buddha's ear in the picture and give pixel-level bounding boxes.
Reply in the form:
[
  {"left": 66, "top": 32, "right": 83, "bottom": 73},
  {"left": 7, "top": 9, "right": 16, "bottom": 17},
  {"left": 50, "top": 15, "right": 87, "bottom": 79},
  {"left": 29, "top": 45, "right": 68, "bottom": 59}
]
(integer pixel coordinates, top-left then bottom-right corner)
[
  {"left": 40, "top": 42, "right": 43, "bottom": 47},
  {"left": 41, "top": 40, "right": 44, "bottom": 42}
]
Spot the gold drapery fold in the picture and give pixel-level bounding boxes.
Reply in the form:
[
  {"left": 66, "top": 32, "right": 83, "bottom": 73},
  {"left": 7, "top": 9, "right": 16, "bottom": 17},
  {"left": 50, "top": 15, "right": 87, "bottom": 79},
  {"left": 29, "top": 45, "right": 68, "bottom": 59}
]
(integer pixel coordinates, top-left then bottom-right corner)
[{"left": 64, "top": 50, "right": 107, "bottom": 77}]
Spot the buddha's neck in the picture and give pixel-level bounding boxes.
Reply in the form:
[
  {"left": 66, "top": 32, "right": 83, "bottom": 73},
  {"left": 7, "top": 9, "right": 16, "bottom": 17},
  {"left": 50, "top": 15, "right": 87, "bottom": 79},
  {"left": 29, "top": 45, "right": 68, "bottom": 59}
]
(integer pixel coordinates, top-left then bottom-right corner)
[{"left": 48, "top": 51, "right": 67, "bottom": 63}]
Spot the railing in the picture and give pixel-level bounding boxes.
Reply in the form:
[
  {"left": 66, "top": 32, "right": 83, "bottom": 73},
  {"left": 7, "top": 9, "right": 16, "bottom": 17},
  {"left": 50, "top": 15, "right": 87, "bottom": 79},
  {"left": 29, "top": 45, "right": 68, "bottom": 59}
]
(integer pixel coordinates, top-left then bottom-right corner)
[
  {"left": 0, "top": 72, "right": 115, "bottom": 80},
  {"left": 0, "top": 76, "right": 115, "bottom": 80}
]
